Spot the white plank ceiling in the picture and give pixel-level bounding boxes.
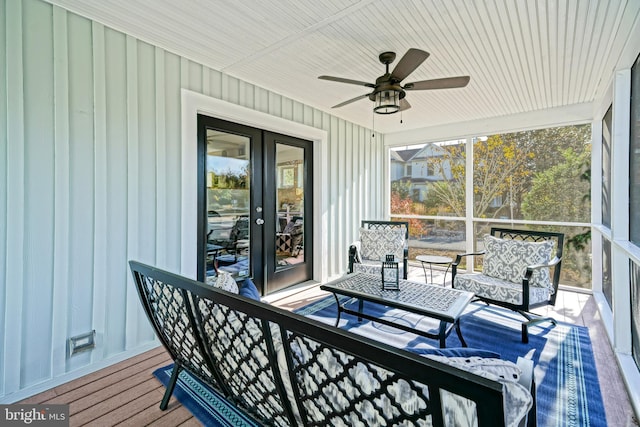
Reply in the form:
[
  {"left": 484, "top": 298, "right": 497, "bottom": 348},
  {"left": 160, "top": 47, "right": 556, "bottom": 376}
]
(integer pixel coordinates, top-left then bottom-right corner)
[{"left": 45, "top": 0, "right": 640, "bottom": 133}]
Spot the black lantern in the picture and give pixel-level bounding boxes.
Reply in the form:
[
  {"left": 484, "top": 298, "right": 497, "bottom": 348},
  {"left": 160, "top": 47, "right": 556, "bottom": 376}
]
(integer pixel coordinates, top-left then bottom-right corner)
[{"left": 381, "top": 254, "right": 400, "bottom": 290}]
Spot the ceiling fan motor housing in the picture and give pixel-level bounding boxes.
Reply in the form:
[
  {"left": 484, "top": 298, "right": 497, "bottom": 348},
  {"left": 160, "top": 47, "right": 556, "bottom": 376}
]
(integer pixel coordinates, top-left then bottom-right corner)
[
  {"left": 379, "top": 51, "right": 396, "bottom": 65},
  {"left": 369, "top": 79, "right": 406, "bottom": 102}
]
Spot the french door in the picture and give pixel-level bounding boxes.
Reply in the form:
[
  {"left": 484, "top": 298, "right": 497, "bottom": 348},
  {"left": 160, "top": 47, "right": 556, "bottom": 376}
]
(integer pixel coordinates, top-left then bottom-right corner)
[{"left": 197, "top": 115, "right": 313, "bottom": 295}]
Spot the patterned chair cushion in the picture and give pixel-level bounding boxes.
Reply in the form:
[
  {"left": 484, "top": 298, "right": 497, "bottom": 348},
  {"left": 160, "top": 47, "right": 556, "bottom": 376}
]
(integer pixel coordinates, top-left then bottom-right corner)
[
  {"left": 359, "top": 227, "right": 406, "bottom": 261},
  {"left": 282, "top": 219, "right": 303, "bottom": 235},
  {"left": 353, "top": 259, "right": 405, "bottom": 279},
  {"left": 289, "top": 336, "right": 432, "bottom": 425},
  {"left": 482, "top": 234, "right": 554, "bottom": 290},
  {"left": 453, "top": 272, "right": 550, "bottom": 305}
]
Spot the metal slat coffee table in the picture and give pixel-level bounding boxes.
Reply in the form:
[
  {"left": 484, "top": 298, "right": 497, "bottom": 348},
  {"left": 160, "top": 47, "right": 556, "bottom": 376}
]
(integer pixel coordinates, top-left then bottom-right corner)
[{"left": 320, "top": 272, "right": 474, "bottom": 348}]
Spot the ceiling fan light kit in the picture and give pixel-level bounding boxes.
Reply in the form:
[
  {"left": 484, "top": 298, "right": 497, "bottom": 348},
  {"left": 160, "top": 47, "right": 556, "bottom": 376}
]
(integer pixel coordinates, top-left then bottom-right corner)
[
  {"left": 374, "top": 89, "right": 401, "bottom": 114},
  {"left": 319, "top": 48, "right": 470, "bottom": 115}
]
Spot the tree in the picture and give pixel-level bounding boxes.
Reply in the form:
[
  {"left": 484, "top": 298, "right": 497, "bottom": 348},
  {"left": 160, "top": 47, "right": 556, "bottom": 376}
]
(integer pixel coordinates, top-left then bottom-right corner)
[
  {"left": 472, "top": 135, "right": 534, "bottom": 218},
  {"left": 390, "top": 180, "right": 429, "bottom": 232},
  {"left": 521, "top": 148, "right": 591, "bottom": 222},
  {"left": 423, "top": 125, "right": 591, "bottom": 220},
  {"left": 566, "top": 164, "right": 592, "bottom": 251},
  {"left": 503, "top": 125, "right": 591, "bottom": 172},
  {"left": 427, "top": 144, "right": 466, "bottom": 217},
  {"left": 390, "top": 180, "right": 412, "bottom": 201},
  {"left": 426, "top": 136, "right": 533, "bottom": 219}
]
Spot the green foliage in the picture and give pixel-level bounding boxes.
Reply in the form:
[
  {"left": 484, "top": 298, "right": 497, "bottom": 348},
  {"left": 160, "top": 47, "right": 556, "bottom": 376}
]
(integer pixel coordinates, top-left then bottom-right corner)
[
  {"left": 472, "top": 135, "right": 534, "bottom": 218},
  {"left": 521, "top": 148, "right": 591, "bottom": 222},
  {"left": 565, "top": 153, "right": 592, "bottom": 251},
  {"left": 567, "top": 231, "right": 592, "bottom": 251},
  {"left": 503, "top": 125, "right": 591, "bottom": 172},
  {"left": 424, "top": 144, "right": 466, "bottom": 217},
  {"left": 421, "top": 124, "right": 591, "bottom": 221},
  {"left": 391, "top": 180, "right": 412, "bottom": 200}
]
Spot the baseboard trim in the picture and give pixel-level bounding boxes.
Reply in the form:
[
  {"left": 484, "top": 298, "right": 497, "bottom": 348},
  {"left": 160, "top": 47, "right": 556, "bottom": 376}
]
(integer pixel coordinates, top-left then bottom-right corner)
[{"left": 0, "top": 342, "right": 161, "bottom": 404}]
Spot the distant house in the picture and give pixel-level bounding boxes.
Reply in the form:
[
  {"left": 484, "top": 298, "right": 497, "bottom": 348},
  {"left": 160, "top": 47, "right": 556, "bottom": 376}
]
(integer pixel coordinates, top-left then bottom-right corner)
[{"left": 391, "top": 142, "right": 462, "bottom": 202}]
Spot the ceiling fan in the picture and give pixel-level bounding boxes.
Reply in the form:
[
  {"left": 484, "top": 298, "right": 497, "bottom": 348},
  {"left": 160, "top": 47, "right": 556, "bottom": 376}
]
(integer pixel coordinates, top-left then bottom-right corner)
[{"left": 318, "top": 48, "right": 470, "bottom": 114}]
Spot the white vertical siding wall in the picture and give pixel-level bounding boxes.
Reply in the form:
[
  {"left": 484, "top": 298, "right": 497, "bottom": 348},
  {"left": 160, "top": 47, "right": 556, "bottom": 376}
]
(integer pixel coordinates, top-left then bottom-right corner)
[
  {"left": 0, "top": 0, "right": 382, "bottom": 401},
  {"left": 0, "top": 0, "right": 7, "bottom": 400}
]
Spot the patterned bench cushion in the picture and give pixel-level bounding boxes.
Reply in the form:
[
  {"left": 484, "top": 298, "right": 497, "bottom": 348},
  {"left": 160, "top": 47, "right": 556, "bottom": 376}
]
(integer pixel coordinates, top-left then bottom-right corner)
[
  {"left": 205, "top": 271, "right": 239, "bottom": 293},
  {"left": 482, "top": 234, "right": 554, "bottom": 291},
  {"left": 454, "top": 272, "right": 550, "bottom": 305},
  {"left": 426, "top": 355, "right": 533, "bottom": 427}
]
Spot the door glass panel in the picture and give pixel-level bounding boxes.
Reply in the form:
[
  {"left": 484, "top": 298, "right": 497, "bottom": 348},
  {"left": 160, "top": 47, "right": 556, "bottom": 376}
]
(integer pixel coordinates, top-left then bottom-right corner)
[
  {"left": 205, "top": 130, "right": 251, "bottom": 280},
  {"left": 276, "top": 144, "right": 304, "bottom": 270}
]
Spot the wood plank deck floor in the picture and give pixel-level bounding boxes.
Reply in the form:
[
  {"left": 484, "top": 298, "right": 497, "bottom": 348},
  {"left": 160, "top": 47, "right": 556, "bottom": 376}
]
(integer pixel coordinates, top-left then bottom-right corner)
[{"left": 20, "top": 266, "right": 639, "bottom": 426}]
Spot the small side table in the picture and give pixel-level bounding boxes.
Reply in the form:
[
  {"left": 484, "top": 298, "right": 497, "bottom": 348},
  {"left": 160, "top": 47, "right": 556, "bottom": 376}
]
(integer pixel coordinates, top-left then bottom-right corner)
[{"left": 416, "top": 255, "right": 453, "bottom": 286}]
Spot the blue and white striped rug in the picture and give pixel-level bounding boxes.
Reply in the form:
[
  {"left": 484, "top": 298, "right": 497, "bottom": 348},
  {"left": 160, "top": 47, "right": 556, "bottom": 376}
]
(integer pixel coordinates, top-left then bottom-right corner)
[{"left": 153, "top": 366, "right": 259, "bottom": 427}]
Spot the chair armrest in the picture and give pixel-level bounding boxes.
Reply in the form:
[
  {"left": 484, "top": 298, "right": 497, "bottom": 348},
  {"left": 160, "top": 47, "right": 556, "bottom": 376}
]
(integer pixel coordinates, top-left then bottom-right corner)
[
  {"left": 452, "top": 251, "right": 486, "bottom": 266},
  {"left": 348, "top": 241, "right": 361, "bottom": 273},
  {"left": 451, "top": 251, "right": 485, "bottom": 286},
  {"left": 524, "top": 256, "right": 561, "bottom": 282},
  {"left": 402, "top": 247, "right": 409, "bottom": 279},
  {"left": 522, "top": 257, "right": 562, "bottom": 306},
  {"left": 525, "top": 256, "right": 561, "bottom": 272}
]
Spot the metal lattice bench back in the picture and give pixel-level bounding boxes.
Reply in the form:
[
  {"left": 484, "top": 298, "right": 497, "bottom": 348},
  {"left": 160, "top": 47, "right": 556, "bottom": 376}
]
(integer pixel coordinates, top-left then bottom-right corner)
[{"left": 131, "top": 260, "right": 518, "bottom": 427}]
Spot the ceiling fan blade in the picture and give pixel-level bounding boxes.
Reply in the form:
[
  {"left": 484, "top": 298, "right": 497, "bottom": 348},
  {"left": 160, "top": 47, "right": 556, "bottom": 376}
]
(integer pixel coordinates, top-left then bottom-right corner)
[
  {"left": 404, "top": 76, "right": 470, "bottom": 91},
  {"left": 399, "top": 98, "right": 411, "bottom": 111},
  {"left": 331, "top": 93, "right": 371, "bottom": 109},
  {"left": 318, "top": 75, "right": 375, "bottom": 88},
  {"left": 390, "top": 48, "right": 430, "bottom": 82}
]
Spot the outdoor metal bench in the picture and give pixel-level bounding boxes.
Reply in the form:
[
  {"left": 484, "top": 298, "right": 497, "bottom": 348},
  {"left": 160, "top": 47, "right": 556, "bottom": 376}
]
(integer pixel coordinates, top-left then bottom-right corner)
[{"left": 130, "top": 260, "right": 536, "bottom": 426}]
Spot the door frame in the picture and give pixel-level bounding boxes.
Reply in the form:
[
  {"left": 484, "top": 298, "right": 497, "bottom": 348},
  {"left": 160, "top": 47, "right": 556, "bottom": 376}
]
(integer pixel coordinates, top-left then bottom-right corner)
[{"left": 180, "top": 89, "right": 328, "bottom": 284}]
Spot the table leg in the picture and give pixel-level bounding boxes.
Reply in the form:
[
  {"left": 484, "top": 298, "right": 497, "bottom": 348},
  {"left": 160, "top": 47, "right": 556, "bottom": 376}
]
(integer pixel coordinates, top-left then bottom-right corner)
[
  {"left": 438, "top": 321, "right": 447, "bottom": 348},
  {"left": 455, "top": 319, "right": 467, "bottom": 347},
  {"left": 421, "top": 262, "right": 435, "bottom": 284},
  {"left": 357, "top": 298, "right": 364, "bottom": 322},
  {"left": 443, "top": 264, "right": 451, "bottom": 286},
  {"left": 331, "top": 293, "right": 342, "bottom": 327}
]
